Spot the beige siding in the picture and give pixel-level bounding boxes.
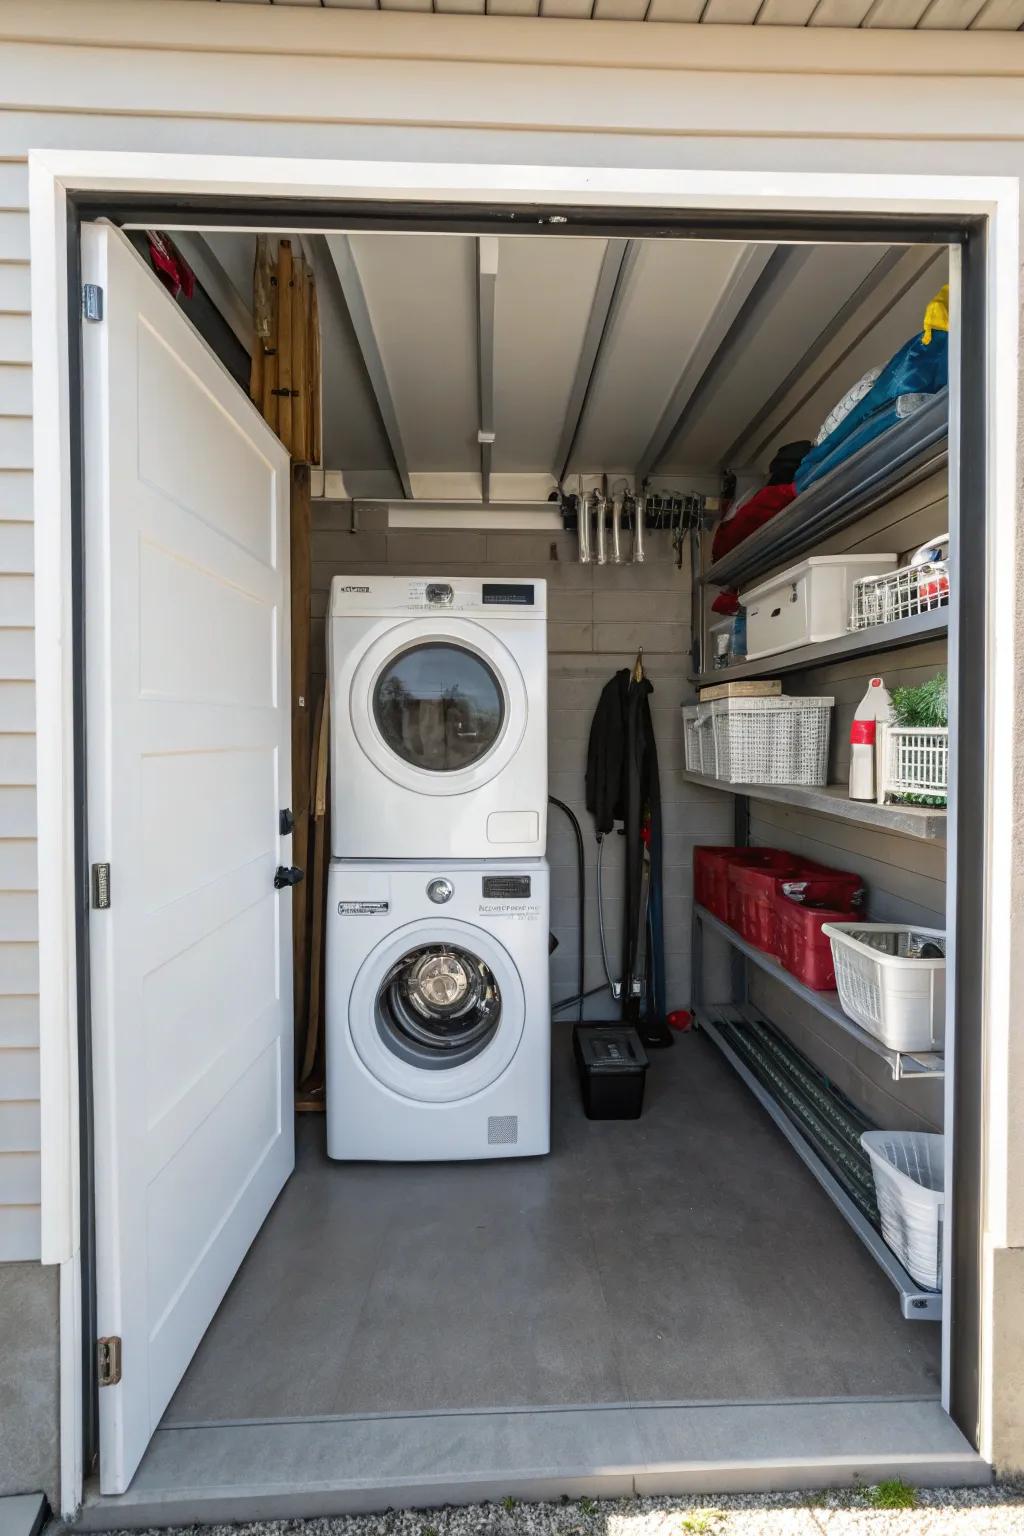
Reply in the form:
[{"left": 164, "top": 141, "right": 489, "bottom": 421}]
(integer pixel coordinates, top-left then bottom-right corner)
[{"left": 0, "top": 164, "right": 34, "bottom": 1259}]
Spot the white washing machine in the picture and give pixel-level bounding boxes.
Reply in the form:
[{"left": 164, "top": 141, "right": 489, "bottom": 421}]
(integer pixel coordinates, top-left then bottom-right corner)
[
  {"left": 326, "top": 859, "right": 551, "bottom": 1161},
  {"left": 328, "top": 575, "right": 547, "bottom": 859}
]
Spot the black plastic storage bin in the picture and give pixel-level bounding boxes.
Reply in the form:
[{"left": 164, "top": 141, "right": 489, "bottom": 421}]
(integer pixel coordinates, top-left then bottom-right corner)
[{"left": 573, "top": 1025, "right": 650, "bottom": 1120}]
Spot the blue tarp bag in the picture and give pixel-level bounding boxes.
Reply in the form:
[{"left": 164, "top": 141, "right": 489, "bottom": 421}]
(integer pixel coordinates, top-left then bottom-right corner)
[{"left": 795, "top": 292, "right": 949, "bottom": 494}]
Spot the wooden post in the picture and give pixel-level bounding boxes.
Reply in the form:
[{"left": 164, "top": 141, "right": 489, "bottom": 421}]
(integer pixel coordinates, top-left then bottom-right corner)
[
  {"left": 292, "top": 256, "right": 309, "bottom": 464},
  {"left": 277, "top": 240, "right": 294, "bottom": 455},
  {"left": 290, "top": 465, "right": 312, "bottom": 1074},
  {"left": 308, "top": 276, "right": 322, "bottom": 467},
  {"left": 261, "top": 252, "right": 278, "bottom": 434}
]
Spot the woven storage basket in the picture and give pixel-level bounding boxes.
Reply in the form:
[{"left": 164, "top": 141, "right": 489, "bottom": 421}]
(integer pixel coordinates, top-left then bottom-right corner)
[
  {"left": 861, "top": 1131, "right": 944, "bottom": 1291},
  {"left": 698, "top": 695, "right": 834, "bottom": 786}
]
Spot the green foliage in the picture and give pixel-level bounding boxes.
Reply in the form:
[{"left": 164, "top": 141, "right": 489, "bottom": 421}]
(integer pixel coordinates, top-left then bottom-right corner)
[
  {"left": 678, "top": 1512, "right": 721, "bottom": 1533},
  {"left": 577, "top": 1498, "right": 598, "bottom": 1517},
  {"left": 867, "top": 1479, "right": 918, "bottom": 1510},
  {"left": 890, "top": 672, "right": 948, "bottom": 729},
  {"left": 500, "top": 1498, "right": 517, "bottom": 1513}
]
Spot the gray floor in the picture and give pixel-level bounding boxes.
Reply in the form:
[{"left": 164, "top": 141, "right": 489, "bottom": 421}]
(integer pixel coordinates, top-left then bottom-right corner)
[{"left": 164, "top": 1028, "right": 940, "bottom": 1426}]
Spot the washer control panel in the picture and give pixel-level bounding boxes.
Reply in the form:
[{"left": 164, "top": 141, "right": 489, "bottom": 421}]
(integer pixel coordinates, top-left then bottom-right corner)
[
  {"left": 425, "top": 582, "right": 454, "bottom": 606},
  {"left": 481, "top": 875, "right": 532, "bottom": 899},
  {"left": 426, "top": 878, "right": 454, "bottom": 904}
]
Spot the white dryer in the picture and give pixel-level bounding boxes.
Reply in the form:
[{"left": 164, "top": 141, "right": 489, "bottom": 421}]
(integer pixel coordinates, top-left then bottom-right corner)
[
  {"left": 328, "top": 576, "right": 547, "bottom": 859},
  {"left": 326, "top": 859, "right": 550, "bottom": 1161}
]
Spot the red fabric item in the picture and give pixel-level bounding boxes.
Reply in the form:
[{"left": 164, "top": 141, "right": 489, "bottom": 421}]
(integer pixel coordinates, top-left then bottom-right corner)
[
  {"left": 711, "top": 589, "right": 740, "bottom": 616},
  {"left": 711, "top": 482, "right": 798, "bottom": 561},
  {"left": 850, "top": 720, "right": 877, "bottom": 745},
  {"left": 146, "top": 231, "right": 195, "bottom": 301}
]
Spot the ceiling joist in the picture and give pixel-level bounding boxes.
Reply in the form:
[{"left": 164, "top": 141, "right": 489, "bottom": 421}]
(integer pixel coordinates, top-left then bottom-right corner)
[
  {"left": 477, "top": 236, "right": 499, "bottom": 504},
  {"left": 634, "top": 241, "right": 778, "bottom": 483},
  {"left": 555, "top": 237, "right": 638, "bottom": 487},
  {"left": 324, "top": 232, "right": 414, "bottom": 500}
]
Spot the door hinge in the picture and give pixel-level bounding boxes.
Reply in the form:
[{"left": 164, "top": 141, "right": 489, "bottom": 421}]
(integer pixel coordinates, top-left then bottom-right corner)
[
  {"left": 91, "top": 863, "right": 111, "bottom": 910},
  {"left": 97, "top": 1336, "right": 122, "bottom": 1386},
  {"left": 82, "top": 283, "right": 104, "bottom": 323}
]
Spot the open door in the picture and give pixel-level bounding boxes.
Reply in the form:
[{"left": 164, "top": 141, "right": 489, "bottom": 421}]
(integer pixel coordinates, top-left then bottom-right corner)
[{"left": 82, "top": 224, "right": 295, "bottom": 1494}]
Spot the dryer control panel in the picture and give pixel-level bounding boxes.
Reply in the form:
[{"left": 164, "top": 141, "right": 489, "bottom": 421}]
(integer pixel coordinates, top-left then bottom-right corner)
[{"left": 330, "top": 574, "right": 547, "bottom": 618}]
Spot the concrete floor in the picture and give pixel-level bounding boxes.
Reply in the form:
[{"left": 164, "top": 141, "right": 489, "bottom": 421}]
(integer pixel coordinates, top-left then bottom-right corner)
[{"left": 164, "top": 1027, "right": 940, "bottom": 1426}]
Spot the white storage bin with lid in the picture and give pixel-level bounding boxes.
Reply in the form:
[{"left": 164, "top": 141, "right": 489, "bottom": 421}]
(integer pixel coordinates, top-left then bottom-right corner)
[
  {"left": 821, "top": 922, "right": 946, "bottom": 1053},
  {"left": 699, "top": 694, "right": 834, "bottom": 786},
  {"left": 740, "top": 554, "right": 897, "bottom": 661},
  {"left": 861, "top": 1131, "right": 944, "bottom": 1291}
]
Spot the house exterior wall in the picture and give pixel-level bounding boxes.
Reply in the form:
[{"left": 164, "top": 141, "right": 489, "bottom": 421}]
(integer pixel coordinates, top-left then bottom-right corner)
[{"left": 0, "top": 0, "right": 1022, "bottom": 1499}]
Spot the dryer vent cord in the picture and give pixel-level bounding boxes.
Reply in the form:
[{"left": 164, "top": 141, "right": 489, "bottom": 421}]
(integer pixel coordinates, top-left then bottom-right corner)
[{"left": 548, "top": 795, "right": 585, "bottom": 1026}]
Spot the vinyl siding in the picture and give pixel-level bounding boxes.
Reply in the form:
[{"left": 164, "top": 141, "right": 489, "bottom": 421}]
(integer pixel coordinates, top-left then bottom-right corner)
[{"left": 0, "top": 151, "right": 34, "bottom": 1258}]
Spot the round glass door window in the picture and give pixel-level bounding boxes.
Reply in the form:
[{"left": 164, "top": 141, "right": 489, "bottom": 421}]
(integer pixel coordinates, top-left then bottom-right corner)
[
  {"left": 372, "top": 643, "right": 505, "bottom": 772},
  {"left": 376, "top": 943, "right": 502, "bottom": 1069}
]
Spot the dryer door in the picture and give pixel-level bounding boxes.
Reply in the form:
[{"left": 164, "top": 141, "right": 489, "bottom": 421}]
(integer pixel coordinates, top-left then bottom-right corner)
[
  {"left": 350, "top": 617, "right": 529, "bottom": 797},
  {"left": 349, "top": 918, "right": 526, "bottom": 1103}
]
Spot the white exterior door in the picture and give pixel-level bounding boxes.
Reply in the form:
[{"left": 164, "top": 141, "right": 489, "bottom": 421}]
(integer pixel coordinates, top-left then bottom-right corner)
[{"left": 82, "top": 225, "right": 295, "bottom": 1494}]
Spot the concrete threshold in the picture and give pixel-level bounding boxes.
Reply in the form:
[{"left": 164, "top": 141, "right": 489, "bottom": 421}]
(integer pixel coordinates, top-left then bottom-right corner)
[{"left": 77, "top": 1398, "right": 989, "bottom": 1528}]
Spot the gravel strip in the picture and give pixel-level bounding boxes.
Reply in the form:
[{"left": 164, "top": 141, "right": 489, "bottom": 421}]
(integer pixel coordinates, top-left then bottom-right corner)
[{"left": 82, "top": 1479, "right": 1024, "bottom": 1536}]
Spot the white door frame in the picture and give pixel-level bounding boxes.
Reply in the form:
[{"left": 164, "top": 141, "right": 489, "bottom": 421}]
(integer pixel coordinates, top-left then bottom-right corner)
[{"left": 28, "top": 148, "right": 1019, "bottom": 1518}]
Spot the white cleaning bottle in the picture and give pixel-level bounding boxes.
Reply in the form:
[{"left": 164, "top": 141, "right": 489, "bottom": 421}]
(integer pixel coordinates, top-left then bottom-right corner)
[{"left": 849, "top": 676, "right": 892, "bottom": 801}]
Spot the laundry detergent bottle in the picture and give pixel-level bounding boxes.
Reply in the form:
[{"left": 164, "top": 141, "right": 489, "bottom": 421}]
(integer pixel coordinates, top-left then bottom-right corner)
[{"left": 849, "top": 676, "right": 892, "bottom": 801}]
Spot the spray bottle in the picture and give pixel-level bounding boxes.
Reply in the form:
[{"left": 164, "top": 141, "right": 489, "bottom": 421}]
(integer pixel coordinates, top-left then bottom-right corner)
[{"left": 849, "top": 676, "right": 892, "bottom": 801}]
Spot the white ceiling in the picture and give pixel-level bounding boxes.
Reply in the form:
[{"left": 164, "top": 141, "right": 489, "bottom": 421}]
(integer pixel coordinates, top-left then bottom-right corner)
[
  {"left": 195, "top": 228, "right": 947, "bottom": 499},
  {"left": 187, "top": 0, "right": 1024, "bottom": 28}
]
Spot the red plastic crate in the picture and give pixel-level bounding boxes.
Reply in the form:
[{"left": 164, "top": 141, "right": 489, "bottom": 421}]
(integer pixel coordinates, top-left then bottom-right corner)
[
  {"left": 775, "top": 884, "right": 865, "bottom": 991},
  {"left": 695, "top": 847, "right": 793, "bottom": 923},
  {"left": 727, "top": 852, "right": 803, "bottom": 951}
]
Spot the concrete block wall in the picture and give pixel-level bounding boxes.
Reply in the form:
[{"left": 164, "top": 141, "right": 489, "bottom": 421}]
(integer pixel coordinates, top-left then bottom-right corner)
[{"left": 309, "top": 507, "right": 734, "bottom": 1026}]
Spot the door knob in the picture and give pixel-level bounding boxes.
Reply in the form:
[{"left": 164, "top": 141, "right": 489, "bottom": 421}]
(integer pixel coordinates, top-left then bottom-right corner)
[{"left": 274, "top": 865, "right": 304, "bottom": 890}]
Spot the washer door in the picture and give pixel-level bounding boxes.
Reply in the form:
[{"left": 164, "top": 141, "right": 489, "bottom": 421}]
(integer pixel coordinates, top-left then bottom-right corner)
[
  {"left": 349, "top": 919, "right": 525, "bottom": 1103},
  {"left": 350, "top": 618, "right": 528, "bottom": 797}
]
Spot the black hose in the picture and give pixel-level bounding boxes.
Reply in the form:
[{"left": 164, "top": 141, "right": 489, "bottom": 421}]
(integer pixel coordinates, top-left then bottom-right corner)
[
  {"left": 552, "top": 983, "right": 610, "bottom": 1016},
  {"left": 548, "top": 795, "right": 586, "bottom": 1026}
]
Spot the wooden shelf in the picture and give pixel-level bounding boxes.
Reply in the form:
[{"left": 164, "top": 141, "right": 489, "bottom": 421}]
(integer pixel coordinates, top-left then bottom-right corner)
[
  {"left": 682, "top": 770, "right": 946, "bottom": 842},
  {"left": 691, "top": 607, "right": 948, "bottom": 688},
  {"left": 694, "top": 904, "right": 944, "bottom": 1081},
  {"left": 697, "top": 1006, "right": 942, "bottom": 1320},
  {"left": 704, "top": 389, "right": 948, "bottom": 590}
]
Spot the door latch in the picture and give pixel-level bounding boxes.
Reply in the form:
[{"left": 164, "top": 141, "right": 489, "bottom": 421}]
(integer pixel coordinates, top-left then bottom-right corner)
[
  {"left": 97, "top": 1336, "right": 122, "bottom": 1386},
  {"left": 274, "top": 866, "right": 304, "bottom": 890}
]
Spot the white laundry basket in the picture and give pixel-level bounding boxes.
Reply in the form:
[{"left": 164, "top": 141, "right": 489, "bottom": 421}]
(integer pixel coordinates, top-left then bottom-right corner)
[
  {"left": 821, "top": 923, "right": 946, "bottom": 1053},
  {"left": 861, "top": 1131, "right": 944, "bottom": 1291}
]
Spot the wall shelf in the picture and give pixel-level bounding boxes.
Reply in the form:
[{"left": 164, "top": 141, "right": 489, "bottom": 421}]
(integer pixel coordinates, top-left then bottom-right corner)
[
  {"left": 697, "top": 1005, "right": 942, "bottom": 1321},
  {"left": 691, "top": 607, "right": 948, "bottom": 688},
  {"left": 704, "top": 389, "right": 948, "bottom": 590},
  {"left": 681, "top": 771, "right": 947, "bottom": 842},
  {"left": 693, "top": 904, "right": 944, "bottom": 1081}
]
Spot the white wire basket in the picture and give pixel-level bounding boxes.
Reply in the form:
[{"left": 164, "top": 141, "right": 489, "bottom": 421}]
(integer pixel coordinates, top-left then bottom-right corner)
[
  {"left": 850, "top": 536, "right": 949, "bottom": 632},
  {"left": 697, "top": 695, "right": 834, "bottom": 786},
  {"left": 878, "top": 724, "right": 948, "bottom": 806},
  {"left": 821, "top": 922, "right": 946, "bottom": 1053},
  {"left": 861, "top": 1131, "right": 944, "bottom": 1292}
]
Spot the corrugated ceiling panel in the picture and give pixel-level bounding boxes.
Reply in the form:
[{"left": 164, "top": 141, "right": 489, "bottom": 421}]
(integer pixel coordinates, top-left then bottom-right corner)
[
  {"left": 488, "top": 0, "right": 543, "bottom": 13},
  {"left": 492, "top": 237, "right": 607, "bottom": 474},
  {"left": 702, "top": 0, "right": 764, "bottom": 20},
  {"left": 645, "top": 0, "right": 705, "bottom": 16},
  {"left": 917, "top": 0, "right": 986, "bottom": 23},
  {"left": 569, "top": 240, "right": 754, "bottom": 474},
  {"left": 971, "top": 0, "right": 1024, "bottom": 27},
  {"left": 660, "top": 243, "right": 886, "bottom": 471},
  {"left": 756, "top": 0, "right": 820, "bottom": 21},
  {"left": 378, "top": 0, "right": 435, "bottom": 11},
  {"left": 349, "top": 233, "right": 479, "bottom": 474},
  {"left": 593, "top": 0, "right": 650, "bottom": 18},
  {"left": 862, "top": 0, "right": 933, "bottom": 23},
  {"left": 540, "top": 0, "right": 594, "bottom": 14},
  {"left": 809, "top": 0, "right": 876, "bottom": 22}
]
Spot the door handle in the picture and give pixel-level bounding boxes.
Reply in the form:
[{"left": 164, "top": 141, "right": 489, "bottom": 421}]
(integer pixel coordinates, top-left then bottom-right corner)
[
  {"left": 279, "top": 808, "right": 294, "bottom": 835},
  {"left": 274, "top": 865, "right": 305, "bottom": 890}
]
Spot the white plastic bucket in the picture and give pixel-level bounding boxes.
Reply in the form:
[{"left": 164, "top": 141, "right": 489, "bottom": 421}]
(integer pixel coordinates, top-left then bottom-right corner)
[{"left": 861, "top": 1131, "right": 944, "bottom": 1291}]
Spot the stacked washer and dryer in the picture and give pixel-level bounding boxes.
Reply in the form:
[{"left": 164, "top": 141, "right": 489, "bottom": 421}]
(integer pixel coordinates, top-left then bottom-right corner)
[{"left": 325, "top": 577, "right": 552, "bottom": 1161}]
